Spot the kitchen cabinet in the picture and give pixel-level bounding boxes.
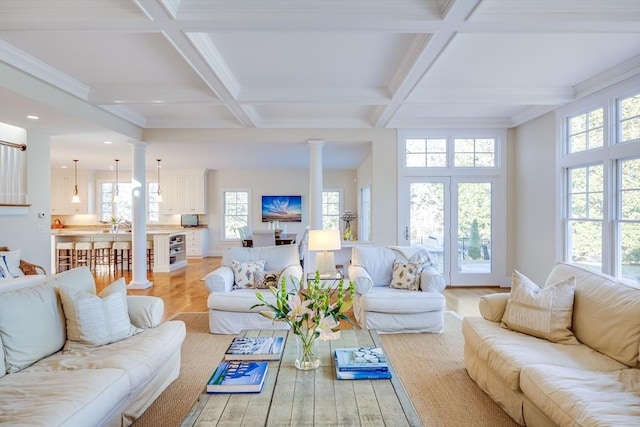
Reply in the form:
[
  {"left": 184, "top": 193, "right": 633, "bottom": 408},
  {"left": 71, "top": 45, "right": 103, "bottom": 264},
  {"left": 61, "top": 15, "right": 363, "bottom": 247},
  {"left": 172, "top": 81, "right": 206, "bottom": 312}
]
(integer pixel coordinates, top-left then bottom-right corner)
[
  {"left": 185, "top": 228, "right": 208, "bottom": 258},
  {"left": 51, "top": 174, "right": 91, "bottom": 214},
  {"left": 158, "top": 170, "right": 207, "bottom": 215}
]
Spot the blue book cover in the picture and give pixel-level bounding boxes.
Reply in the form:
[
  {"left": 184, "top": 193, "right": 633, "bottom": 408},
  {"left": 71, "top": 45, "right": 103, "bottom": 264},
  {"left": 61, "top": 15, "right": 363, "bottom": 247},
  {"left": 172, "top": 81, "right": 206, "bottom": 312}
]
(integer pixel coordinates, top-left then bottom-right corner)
[
  {"left": 334, "top": 356, "right": 392, "bottom": 380},
  {"left": 334, "top": 347, "right": 389, "bottom": 372},
  {"left": 224, "top": 336, "right": 284, "bottom": 361},
  {"left": 206, "top": 361, "right": 268, "bottom": 393}
]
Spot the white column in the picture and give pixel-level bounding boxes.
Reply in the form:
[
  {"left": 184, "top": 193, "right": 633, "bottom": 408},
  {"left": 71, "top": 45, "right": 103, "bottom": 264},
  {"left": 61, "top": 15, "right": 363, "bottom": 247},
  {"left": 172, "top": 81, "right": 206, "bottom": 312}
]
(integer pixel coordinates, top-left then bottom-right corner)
[
  {"left": 128, "top": 141, "right": 152, "bottom": 289},
  {"left": 308, "top": 139, "right": 324, "bottom": 230}
]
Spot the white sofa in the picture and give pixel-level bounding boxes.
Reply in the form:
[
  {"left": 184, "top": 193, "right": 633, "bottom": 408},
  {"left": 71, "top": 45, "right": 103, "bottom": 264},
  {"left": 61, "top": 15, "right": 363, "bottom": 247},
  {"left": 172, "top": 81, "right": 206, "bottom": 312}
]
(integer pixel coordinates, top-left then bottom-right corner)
[
  {"left": 202, "top": 244, "right": 303, "bottom": 334},
  {"left": 0, "top": 267, "right": 186, "bottom": 427},
  {"left": 348, "top": 245, "right": 446, "bottom": 334},
  {"left": 462, "top": 262, "right": 640, "bottom": 426}
]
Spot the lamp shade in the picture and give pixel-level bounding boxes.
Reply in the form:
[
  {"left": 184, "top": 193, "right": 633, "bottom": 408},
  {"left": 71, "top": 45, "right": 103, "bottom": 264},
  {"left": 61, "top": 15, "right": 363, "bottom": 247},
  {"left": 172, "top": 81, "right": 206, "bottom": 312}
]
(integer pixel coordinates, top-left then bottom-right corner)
[{"left": 308, "top": 229, "right": 341, "bottom": 251}]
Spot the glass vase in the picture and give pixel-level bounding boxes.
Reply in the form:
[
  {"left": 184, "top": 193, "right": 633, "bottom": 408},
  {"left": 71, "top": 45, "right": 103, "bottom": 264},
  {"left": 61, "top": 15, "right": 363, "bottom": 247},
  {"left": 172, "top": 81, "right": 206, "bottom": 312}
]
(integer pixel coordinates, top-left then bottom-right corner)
[{"left": 294, "top": 332, "right": 320, "bottom": 370}]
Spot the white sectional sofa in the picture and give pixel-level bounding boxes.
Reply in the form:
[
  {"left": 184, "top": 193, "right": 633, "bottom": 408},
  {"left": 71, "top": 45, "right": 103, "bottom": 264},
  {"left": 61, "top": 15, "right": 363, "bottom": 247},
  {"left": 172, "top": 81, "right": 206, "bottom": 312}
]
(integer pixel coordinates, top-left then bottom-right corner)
[
  {"left": 462, "top": 262, "right": 640, "bottom": 426},
  {"left": 0, "top": 267, "right": 186, "bottom": 426}
]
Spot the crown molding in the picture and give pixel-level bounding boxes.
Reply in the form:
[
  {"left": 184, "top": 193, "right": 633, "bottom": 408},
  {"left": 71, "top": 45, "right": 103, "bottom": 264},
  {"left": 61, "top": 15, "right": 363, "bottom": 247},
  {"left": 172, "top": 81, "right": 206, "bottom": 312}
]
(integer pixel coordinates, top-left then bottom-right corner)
[{"left": 573, "top": 55, "right": 640, "bottom": 101}]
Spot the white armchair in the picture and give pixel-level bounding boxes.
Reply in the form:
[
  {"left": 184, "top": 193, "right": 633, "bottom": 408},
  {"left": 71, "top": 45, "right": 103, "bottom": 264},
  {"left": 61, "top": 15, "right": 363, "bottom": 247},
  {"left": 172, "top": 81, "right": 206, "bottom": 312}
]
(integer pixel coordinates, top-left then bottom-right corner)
[
  {"left": 202, "top": 244, "right": 303, "bottom": 334},
  {"left": 348, "top": 245, "right": 446, "bottom": 334}
]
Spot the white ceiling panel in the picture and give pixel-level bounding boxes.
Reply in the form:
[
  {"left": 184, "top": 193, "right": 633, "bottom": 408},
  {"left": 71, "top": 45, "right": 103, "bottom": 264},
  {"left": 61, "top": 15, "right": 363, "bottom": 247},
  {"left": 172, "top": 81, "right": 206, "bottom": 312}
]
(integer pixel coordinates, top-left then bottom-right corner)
[{"left": 0, "top": 0, "right": 638, "bottom": 169}]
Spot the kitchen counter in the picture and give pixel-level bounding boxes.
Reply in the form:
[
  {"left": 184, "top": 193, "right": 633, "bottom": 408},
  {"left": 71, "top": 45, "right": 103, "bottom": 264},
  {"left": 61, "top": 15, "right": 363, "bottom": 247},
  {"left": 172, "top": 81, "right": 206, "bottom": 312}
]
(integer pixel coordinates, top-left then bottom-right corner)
[{"left": 51, "top": 229, "right": 189, "bottom": 273}]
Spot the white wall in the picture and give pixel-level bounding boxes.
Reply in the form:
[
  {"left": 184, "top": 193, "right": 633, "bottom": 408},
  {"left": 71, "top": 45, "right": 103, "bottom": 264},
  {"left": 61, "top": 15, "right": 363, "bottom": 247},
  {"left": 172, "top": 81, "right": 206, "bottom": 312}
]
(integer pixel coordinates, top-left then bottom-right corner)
[
  {"left": 0, "top": 130, "right": 52, "bottom": 271},
  {"left": 511, "top": 112, "right": 558, "bottom": 284},
  {"left": 206, "top": 168, "right": 357, "bottom": 255}
]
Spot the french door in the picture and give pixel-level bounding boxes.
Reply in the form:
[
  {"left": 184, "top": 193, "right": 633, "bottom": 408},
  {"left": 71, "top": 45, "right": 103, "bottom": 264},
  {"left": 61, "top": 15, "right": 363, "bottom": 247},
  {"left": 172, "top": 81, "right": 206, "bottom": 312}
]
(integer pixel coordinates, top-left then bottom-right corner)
[{"left": 400, "top": 177, "right": 504, "bottom": 285}]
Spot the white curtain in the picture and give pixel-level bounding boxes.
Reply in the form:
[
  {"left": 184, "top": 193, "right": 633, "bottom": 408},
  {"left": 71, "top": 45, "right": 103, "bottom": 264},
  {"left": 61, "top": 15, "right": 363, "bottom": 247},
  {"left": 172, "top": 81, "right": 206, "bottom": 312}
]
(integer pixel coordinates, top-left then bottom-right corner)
[{"left": 0, "top": 144, "right": 27, "bottom": 204}]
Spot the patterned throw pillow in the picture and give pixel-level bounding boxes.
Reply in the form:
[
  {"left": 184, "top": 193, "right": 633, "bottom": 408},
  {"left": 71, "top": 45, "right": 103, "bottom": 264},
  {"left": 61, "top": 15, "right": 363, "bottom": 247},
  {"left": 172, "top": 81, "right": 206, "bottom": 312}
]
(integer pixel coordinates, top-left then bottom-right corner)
[
  {"left": 231, "top": 260, "right": 266, "bottom": 289},
  {"left": 390, "top": 260, "right": 424, "bottom": 291},
  {"left": 0, "top": 256, "right": 11, "bottom": 280},
  {"left": 501, "top": 270, "right": 578, "bottom": 344},
  {"left": 254, "top": 270, "right": 282, "bottom": 289}
]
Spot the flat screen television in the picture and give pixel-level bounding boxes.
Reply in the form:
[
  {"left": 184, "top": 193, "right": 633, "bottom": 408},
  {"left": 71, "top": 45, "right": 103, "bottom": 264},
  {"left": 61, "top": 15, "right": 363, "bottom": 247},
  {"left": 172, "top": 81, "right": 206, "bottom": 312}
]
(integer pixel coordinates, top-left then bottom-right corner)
[{"left": 181, "top": 214, "right": 199, "bottom": 228}]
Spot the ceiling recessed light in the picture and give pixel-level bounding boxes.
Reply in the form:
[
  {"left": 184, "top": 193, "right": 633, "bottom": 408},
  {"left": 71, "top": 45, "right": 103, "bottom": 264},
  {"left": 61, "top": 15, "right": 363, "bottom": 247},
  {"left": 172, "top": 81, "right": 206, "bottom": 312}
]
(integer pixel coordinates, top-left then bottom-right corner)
[
  {"left": 104, "top": 141, "right": 112, "bottom": 144},
  {"left": 61, "top": 165, "right": 68, "bottom": 169},
  {"left": 26, "top": 115, "right": 39, "bottom": 120}
]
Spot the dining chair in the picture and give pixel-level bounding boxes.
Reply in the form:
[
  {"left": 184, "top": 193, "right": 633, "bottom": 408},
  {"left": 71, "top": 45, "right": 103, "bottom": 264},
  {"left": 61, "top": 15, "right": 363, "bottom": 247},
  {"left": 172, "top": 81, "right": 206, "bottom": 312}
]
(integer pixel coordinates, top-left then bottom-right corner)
[{"left": 251, "top": 230, "right": 276, "bottom": 247}]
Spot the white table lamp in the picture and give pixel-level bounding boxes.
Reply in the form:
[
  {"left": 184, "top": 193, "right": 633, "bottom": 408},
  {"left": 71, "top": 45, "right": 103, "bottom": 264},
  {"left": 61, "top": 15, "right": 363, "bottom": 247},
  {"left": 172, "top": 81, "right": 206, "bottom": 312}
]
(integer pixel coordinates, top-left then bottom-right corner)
[{"left": 308, "top": 229, "right": 341, "bottom": 275}]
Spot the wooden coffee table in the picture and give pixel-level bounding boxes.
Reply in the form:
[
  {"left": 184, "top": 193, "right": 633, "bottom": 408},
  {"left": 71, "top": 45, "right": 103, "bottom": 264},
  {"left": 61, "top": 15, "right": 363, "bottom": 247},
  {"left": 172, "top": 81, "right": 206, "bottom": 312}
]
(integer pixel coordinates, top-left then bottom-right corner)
[{"left": 181, "top": 328, "right": 423, "bottom": 426}]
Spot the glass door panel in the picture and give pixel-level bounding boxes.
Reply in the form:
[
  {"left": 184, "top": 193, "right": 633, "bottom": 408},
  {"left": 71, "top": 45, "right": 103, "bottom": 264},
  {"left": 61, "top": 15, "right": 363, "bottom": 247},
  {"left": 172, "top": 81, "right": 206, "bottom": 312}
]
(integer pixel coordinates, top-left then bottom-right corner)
[
  {"left": 409, "top": 181, "right": 446, "bottom": 273},
  {"left": 457, "top": 182, "right": 492, "bottom": 274}
]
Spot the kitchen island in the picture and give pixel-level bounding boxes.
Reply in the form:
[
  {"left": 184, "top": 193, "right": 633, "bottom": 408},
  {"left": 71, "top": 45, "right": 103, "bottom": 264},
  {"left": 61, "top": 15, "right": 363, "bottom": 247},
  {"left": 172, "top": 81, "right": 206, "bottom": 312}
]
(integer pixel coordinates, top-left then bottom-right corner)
[{"left": 51, "top": 228, "right": 188, "bottom": 273}]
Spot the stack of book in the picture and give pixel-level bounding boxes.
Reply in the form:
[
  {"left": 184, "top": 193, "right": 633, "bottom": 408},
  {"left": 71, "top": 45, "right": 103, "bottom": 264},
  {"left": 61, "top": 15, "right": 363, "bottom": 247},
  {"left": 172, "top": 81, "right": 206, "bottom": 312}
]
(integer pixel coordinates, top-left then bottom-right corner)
[
  {"left": 206, "top": 336, "right": 284, "bottom": 393},
  {"left": 333, "top": 347, "right": 392, "bottom": 380}
]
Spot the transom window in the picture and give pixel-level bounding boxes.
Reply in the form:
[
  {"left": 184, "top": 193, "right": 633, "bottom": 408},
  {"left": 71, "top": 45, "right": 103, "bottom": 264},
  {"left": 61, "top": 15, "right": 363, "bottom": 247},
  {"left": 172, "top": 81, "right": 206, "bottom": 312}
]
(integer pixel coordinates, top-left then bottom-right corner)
[
  {"left": 619, "top": 94, "right": 640, "bottom": 144},
  {"left": 406, "top": 138, "right": 447, "bottom": 167},
  {"left": 454, "top": 138, "right": 495, "bottom": 167},
  {"left": 568, "top": 107, "right": 604, "bottom": 153}
]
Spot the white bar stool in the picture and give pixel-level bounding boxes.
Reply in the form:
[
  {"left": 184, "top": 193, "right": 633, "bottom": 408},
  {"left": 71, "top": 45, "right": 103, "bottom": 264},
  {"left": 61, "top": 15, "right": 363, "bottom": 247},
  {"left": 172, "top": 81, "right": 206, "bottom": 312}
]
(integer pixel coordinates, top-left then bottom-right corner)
[
  {"left": 56, "top": 242, "right": 75, "bottom": 272},
  {"left": 93, "top": 241, "right": 113, "bottom": 271},
  {"left": 73, "top": 241, "right": 93, "bottom": 270},
  {"left": 112, "top": 241, "right": 132, "bottom": 272}
]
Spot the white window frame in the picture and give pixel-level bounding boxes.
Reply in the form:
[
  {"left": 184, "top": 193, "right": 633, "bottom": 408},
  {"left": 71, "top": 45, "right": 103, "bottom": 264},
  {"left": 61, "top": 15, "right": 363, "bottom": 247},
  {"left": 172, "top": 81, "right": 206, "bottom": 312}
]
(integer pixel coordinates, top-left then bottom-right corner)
[
  {"left": 556, "top": 77, "right": 640, "bottom": 280},
  {"left": 97, "top": 179, "right": 159, "bottom": 223},
  {"left": 359, "top": 183, "right": 371, "bottom": 241},
  {"left": 221, "top": 189, "right": 251, "bottom": 241},
  {"left": 322, "top": 189, "right": 343, "bottom": 231}
]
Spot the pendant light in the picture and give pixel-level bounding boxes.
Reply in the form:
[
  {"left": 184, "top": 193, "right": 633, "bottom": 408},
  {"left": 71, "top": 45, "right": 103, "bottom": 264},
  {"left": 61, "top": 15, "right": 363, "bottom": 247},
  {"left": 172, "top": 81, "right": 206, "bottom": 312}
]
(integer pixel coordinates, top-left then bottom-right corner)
[
  {"left": 71, "top": 159, "right": 80, "bottom": 204},
  {"left": 113, "top": 159, "right": 120, "bottom": 202},
  {"left": 156, "top": 159, "right": 163, "bottom": 203}
]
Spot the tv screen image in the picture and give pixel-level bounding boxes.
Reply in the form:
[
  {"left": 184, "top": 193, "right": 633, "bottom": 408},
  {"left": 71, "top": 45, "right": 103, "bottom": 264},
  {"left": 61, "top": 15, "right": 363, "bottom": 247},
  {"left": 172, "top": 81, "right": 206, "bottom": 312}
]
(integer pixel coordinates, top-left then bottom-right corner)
[
  {"left": 261, "top": 195, "right": 302, "bottom": 222},
  {"left": 181, "top": 214, "right": 199, "bottom": 227}
]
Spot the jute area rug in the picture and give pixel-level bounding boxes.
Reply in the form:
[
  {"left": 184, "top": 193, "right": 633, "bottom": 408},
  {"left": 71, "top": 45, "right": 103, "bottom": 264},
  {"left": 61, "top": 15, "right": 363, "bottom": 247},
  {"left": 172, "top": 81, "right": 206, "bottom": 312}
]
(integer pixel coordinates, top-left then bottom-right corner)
[{"left": 132, "top": 312, "right": 517, "bottom": 427}]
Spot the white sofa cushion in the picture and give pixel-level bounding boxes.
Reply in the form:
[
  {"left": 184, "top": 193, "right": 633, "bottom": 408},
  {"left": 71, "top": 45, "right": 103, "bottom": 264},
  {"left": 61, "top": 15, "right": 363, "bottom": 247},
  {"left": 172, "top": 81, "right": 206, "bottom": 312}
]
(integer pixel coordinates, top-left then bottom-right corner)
[
  {"left": 223, "top": 244, "right": 300, "bottom": 272},
  {"left": 356, "top": 286, "right": 445, "bottom": 314},
  {"left": 0, "top": 368, "right": 130, "bottom": 426},
  {"left": 351, "top": 246, "right": 397, "bottom": 286},
  {"left": 60, "top": 278, "right": 141, "bottom": 347},
  {"left": 520, "top": 365, "right": 640, "bottom": 427},
  {"left": 501, "top": 270, "right": 577, "bottom": 344},
  {"left": 0, "top": 282, "right": 66, "bottom": 373},
  {"left": 208, "top": 288, "right": 280, "bottom": 313},
  {"left": 462, "top": 317, "right": 628, "bottom": 392},
  {"left": 546, "top": 262, "right": 640, "bottom": 367}
]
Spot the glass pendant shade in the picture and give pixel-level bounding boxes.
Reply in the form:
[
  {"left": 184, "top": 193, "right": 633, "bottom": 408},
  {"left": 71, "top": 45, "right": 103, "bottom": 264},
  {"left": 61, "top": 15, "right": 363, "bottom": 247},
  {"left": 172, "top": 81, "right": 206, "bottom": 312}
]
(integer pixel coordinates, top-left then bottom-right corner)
[
  {"left": 113, "top": 159, "right": 120, "bottom": 202},
  {"left": 156, "top": 159, "right": 163, "bottom": 202},
  {"left": 71, "top": 159, "right": 80, "bottom": 203}
]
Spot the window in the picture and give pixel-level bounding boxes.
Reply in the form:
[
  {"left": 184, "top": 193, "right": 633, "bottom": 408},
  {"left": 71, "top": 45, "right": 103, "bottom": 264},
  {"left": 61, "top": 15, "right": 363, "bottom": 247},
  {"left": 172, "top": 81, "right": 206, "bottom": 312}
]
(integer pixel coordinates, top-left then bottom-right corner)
[
  {"left": 618, "top": 158, "right": 640, "bottom": 281},
  {"left": 406, "top": 138, "right": 447, "bottom": 167},
  {"left": 559, "top": 82, "right": 640, "bottom": 281},
  {"left": 100, "top": 182, "right": 159, "bottom": 223},
  {"left": 223, "top": 190, "right": 249, "bottom": 240},
  {"left": 567, "top": 164, "right": 604, "bottom": 270},
  {"left": 619, "top": 94, "right": 640, "bottom": 144},
  {"left": 568, "top": 107, "right": 604, "bottom": 153},
  {"left": 322, "top": 190, "right": 341, "bottom": 230},
  {"left": 403, "top": 137, "right": 496, "bottom": 169},
  {"left": 454, "top": 138, "right": 495, "bottom": 167},
  {"left": 359, "top": 185, "right": 371, "bottom": 241}
]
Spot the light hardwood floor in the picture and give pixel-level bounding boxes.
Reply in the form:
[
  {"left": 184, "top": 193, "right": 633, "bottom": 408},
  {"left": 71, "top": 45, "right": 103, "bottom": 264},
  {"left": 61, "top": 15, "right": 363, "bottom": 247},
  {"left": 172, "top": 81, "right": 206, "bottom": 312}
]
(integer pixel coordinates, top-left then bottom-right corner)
[{"left": 93, "top": 257, "right": 507, "bottom": 320}]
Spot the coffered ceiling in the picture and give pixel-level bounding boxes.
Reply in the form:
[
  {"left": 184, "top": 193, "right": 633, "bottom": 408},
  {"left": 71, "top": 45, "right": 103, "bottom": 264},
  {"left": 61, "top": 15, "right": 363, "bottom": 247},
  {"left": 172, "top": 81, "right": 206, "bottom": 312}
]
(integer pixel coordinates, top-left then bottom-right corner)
[{"left": 1, "top": 0, "right": 639, "bottom": 170}]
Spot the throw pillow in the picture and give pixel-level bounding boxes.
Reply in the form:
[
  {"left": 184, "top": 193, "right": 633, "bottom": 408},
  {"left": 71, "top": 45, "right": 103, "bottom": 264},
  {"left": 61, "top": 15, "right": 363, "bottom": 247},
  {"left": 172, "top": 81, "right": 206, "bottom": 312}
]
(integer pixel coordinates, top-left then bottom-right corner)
[
  {"left": 231, "top": 260, "right": 266, "bottom": 289},
  {"left": 390, "top": 260, "right": 424, "bottom": 291},
  {"left": 0, "top": 256, "right": 11, "bottom": 280},
  {"left": 0, "top": 250, "right": 24, "bottom": 277},
  {"left": 254, "top": 270, "right": 282, "bottom": 289},
  {"left": 59, "top": 278, "right": 141, "bottom": 347},
  {"left": 501, "top": 270, "right": 578, "bottom": 344}
]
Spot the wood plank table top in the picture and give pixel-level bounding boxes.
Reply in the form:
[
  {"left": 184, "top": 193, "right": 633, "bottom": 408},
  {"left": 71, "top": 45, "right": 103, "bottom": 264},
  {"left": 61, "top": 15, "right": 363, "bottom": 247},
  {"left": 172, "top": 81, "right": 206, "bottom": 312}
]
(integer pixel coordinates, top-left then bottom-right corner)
[{"left": 182, "top": 329, "right": 423, "bottom": 427}]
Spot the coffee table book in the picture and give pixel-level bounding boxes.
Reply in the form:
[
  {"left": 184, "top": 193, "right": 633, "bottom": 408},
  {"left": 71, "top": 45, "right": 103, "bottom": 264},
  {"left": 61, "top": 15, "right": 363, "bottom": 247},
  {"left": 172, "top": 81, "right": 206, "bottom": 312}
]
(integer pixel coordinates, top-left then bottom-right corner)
[
  {"left": 334, "top": 347, "right": 389, "bottom": 372},
  {"left": 206, "top": 361, "right": 268, "bottom": 393},
  {"left": 223, "top": 336, "right": 284, "bottom": 361},
  {"left": 334, "top": 356, "right": 393, "bottom": 380}
]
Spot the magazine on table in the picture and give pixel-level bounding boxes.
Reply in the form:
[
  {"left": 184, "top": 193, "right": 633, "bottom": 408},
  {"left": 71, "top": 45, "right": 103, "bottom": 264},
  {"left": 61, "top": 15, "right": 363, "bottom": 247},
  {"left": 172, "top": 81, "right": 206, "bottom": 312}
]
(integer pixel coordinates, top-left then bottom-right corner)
[
  {"left": 206, "top": 361, "right": 268, "bottom": 393},
  {"left": 334, "top": 347, "right": 389, "bottom": 372},
  {"left": 224, "top": 336, "right": 284, "bottom": 361}
]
